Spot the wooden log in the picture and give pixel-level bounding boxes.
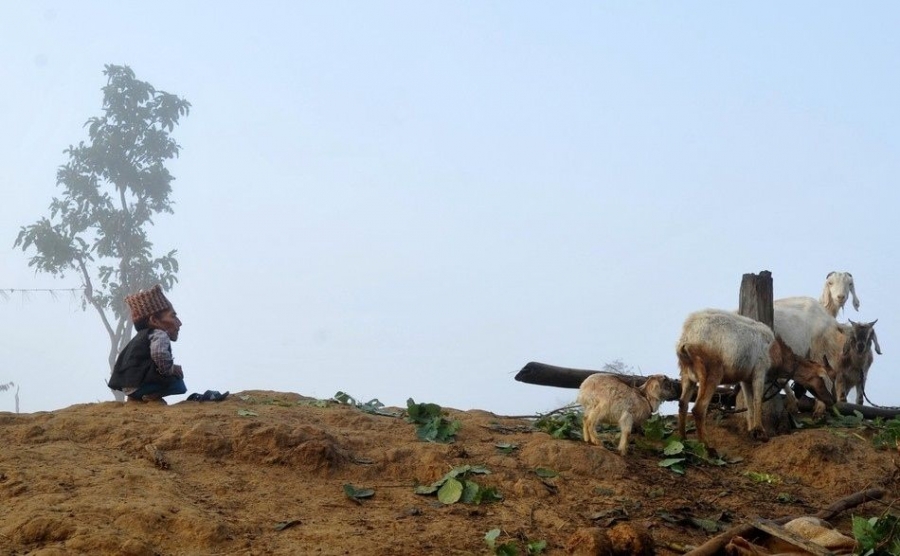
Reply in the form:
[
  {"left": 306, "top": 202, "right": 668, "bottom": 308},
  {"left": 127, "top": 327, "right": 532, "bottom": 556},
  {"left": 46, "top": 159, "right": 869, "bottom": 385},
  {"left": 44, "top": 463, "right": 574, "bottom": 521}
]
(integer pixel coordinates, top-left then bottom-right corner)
[
  {"left": 796, "top": 397, "right": 900, "bottom": 419},
  {"left": 737, "top": 270, "right": 787, "bottom": 435},
  {"left": 515, "top": 362, "right": 900, "bottom": 417},
  {"left": 738, "top": 270, "right": 774, "bottom": 328},
  {"left": 514, "top": 362, "right": 737, "bottom": 404},
  {"left": 514, "top": 361, "right": 629, "bottom": 389},
  {"left": 684, "top": 487, "right": 884, "bottom": 556}
]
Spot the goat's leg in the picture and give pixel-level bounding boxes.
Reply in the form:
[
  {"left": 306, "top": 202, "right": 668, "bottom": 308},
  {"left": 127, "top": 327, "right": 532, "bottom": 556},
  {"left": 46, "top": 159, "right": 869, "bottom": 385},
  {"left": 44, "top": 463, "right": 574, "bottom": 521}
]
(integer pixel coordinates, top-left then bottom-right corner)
[
  {"left": 744, "top": 378, "right": 768, "bottom": 441},
  {"left": 582, "top": 406, "right": 600, "bottom": 445},
  {"left": 812, "top": 399, "right": 827, "bottom": 419},
  {"left": 617, "top": 412, "right": 634, "bottom": 456},
  {"left": 581, "top": 407, "right": 594, "bottom": 445},
  {"left": 678, "top": 378, "right": 696, "bottom": 439},
  {"left": 781, "top": 379, "right": 799, "bottom": 414},
  {"left": 739, "top": 383, "right": 753, "bottom": 431},
  {"left": 691, "top": 374, "right": 717, "bottom": 446},
  {"left": 856, "top": 371, "right": 867, "bottom": 405},
  {"left": 835, "top": 374, "right": 847, "bottom": 404}
]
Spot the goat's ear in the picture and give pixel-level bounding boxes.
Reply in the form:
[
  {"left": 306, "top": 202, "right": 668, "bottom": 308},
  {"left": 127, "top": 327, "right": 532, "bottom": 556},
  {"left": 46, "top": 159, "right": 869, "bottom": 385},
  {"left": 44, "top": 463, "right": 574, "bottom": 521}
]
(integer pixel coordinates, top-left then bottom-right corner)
[
  {"left": 822, "top": 356, "right": 832, "bottom": 370},
  {"left": 821, "top": 373, "right": 835, "bottom": 396},
  {"left": 850, "top": 280, "right": 860, "bottom": 311},
  {"left": 872, "top": 330, "right": 883, "bottom": 355}
]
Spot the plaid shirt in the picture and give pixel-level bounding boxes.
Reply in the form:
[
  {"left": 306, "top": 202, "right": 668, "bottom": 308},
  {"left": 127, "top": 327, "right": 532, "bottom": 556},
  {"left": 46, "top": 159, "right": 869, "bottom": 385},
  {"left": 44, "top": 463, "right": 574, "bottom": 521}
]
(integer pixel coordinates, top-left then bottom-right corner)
[{"left": 149, "top": 329, "right": 176, "bottom": 376}]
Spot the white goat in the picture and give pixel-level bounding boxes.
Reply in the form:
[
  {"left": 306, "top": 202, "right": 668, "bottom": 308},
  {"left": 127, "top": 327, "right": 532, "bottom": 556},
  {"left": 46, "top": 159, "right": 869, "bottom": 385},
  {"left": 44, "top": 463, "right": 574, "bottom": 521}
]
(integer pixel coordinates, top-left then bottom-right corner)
[
  {"left": 819, "top": 271, "right": 860, "bottom": 317},
  {"left": 773, "top": 298, "right": 847, "bottom": 416},
  {"left": 677, "top": 310, "right": 775, "bottom": 444},
  {"left": 578, "top": 374, "right": 678, "bottom": 456},
  {"left": 836, "top": 319, "right": 881, "bottom": 405},
  {"left": 676, "top": 309, "right": 835, "bottom": 445}
]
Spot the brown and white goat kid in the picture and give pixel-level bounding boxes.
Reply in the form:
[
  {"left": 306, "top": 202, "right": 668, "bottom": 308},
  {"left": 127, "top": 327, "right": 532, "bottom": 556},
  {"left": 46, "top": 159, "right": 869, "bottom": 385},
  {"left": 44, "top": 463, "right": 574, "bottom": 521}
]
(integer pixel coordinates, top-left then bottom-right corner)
[
  {"left": 677, "top": 309, "right": 835, "bottom": 446},
  {"left": 577, "top": 374, "right": 678, "bottom": 456}
]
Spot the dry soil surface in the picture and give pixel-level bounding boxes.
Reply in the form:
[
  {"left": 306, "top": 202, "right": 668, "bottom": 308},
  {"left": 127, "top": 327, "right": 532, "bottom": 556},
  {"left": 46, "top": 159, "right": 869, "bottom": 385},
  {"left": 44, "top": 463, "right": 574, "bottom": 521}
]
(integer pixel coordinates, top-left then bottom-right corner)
[{"left": 1, "top": 391, "right": 898, "bottom": 555}]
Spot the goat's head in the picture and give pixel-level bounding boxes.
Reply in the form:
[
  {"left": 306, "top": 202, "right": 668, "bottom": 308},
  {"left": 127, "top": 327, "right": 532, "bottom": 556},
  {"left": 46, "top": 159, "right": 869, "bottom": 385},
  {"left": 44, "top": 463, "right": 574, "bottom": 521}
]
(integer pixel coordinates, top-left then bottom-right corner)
[
  {"left": 824, "top": 271, "right": 860, "bottom": 314},
  {"left": 794, "top": 356, "right": 837, "bottom": 407},
  {"left": 772, "top": 336, "right": 836, "bottom": 405},
  {"left": 846, "top": 319, "right": 882, "bottom": 356},
  {"left": 641, "top": 374, "right": 680, "bottom": 405}
]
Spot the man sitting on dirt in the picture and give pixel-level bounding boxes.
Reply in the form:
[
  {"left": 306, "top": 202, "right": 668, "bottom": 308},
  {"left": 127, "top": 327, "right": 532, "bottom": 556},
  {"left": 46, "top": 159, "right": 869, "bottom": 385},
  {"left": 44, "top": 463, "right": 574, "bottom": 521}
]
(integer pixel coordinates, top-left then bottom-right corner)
[{"left": 108, "top": 284, "right": 187, "bottom": 404}]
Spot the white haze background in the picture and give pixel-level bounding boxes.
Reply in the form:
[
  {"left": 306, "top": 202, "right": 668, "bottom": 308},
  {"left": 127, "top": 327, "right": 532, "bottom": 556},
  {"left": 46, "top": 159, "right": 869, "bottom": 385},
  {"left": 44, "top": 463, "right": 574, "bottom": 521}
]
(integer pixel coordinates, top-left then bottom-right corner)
[{"left": 2, "top": 3, "right": 898, "bottom": 415}]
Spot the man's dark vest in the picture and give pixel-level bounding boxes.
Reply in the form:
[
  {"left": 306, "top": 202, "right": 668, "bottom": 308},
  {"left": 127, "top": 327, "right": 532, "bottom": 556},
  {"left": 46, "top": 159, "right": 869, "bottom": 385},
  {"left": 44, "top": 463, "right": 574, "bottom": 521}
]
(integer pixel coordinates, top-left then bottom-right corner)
[{"left": 108, "top": 329, "right": 174, "bottom": 390}]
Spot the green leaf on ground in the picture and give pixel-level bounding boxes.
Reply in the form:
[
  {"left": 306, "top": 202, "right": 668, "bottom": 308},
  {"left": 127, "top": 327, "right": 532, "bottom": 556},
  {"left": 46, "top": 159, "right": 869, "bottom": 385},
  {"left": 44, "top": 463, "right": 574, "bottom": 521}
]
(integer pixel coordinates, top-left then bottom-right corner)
[
  {"left": 437, "top": 477, "right": 464, "bottom": 504},
  {"left": 343, "top": 484, "right": 375, "bottom": 503}
]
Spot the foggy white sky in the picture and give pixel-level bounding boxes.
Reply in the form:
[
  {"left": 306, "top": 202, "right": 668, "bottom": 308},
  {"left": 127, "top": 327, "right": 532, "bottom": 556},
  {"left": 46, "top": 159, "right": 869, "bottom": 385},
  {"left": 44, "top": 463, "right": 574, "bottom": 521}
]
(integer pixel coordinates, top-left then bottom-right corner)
[{"left": 2, "top": 3, "right": 898, "bottom": 415}]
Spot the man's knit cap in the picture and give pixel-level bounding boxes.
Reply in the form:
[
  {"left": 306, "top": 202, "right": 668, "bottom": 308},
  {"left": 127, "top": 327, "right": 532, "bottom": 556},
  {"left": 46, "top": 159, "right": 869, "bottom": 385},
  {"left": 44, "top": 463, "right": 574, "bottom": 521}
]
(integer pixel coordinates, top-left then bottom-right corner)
[{"left": 124, "top": 284, "right": 172, "bottom": 322}]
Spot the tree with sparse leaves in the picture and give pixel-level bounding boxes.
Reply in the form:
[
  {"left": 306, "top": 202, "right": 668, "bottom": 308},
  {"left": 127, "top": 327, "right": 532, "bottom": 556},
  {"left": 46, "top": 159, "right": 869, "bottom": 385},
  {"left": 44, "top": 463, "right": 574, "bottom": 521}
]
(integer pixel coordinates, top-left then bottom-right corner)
[{"left": 14, "top": 64, "right": 190, "bottom": 400}]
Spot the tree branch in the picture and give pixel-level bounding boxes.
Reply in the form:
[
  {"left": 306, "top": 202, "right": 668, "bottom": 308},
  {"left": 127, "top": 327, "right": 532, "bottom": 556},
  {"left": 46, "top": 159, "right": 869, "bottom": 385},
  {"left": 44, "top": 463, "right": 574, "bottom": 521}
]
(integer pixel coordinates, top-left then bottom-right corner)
[{"left": 75, "top": 256, "right": 115, "bottom": 345}]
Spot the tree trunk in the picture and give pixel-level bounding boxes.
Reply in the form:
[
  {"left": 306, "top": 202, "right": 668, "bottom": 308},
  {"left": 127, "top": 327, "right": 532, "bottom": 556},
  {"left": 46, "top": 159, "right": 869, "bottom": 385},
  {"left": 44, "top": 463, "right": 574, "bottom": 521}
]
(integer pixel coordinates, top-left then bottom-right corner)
[
  {"left": 514, "top": 362, "right": 629, "bottom": 389},
  {"left": 107, "top": 323, "right": 129, "bottom": 402},
  {"left": 736, "top": 270, "right": 787, "bottom": 434},
  {"left": 798, "top": 397, "right": 900, "bottom": 419},
  {"left": 514, "top": 362, "right": 736, "bottom": 404},
  {"left": 738, "top": 270, "right": 773, "bottom": 328}
]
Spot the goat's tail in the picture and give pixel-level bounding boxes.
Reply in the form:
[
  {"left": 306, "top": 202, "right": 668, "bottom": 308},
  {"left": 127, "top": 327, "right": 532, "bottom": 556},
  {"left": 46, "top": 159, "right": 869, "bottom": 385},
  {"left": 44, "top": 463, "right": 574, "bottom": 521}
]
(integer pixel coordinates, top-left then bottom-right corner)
[{"left": 676, "top": 344, "right": 694, "bottom": 367}]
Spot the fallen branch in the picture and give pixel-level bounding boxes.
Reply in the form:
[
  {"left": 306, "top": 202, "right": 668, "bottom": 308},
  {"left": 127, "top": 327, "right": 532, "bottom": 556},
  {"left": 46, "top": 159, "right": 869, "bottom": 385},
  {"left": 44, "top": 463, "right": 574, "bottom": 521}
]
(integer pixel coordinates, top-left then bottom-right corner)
[
  {"left": 516, "top": 362, "right": 900, "bottom": 418},
  {"left": 514, "top": 361, "right": 614, "bottom": 389},
  {"left": 684, "top": 487, "right": 885, "bottom": 556},
  {"left": 514, "top": 361, "right": 733, "bottom": 403},
  {"left": 796, "top": 397, "right": 900, "bottom": 419}
]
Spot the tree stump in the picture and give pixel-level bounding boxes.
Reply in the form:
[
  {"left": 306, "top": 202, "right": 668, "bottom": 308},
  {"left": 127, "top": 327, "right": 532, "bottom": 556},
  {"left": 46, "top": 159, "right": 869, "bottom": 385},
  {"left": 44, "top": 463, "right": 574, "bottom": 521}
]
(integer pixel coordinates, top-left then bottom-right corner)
[
  {"left": 735, "top": 271, "right": 789, "bottom": 435},
  {"left": 738, "top": 271, "right": 773, "bottom": 328}
]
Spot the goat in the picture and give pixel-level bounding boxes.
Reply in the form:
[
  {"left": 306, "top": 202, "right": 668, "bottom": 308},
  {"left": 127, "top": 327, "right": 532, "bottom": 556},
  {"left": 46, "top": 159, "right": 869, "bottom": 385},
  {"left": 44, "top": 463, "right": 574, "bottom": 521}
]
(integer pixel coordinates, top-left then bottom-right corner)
[
  {"left": 768, "top": 336, "right": 836, "bottom": 415},
  {"left": 836, "top": 319, "right": 881, "bottom": 405},
  {"left": 820, "top": 271, "right": 860, "bottom": 317},
  {"left": 676, "top": 309, "right": 835, "bottom": 445},
  {"left": 577, "top": 373, "right": 678, "bottom": 456},
  {"left": 773, "top": 298, "right": 850, "bottom": 416}
]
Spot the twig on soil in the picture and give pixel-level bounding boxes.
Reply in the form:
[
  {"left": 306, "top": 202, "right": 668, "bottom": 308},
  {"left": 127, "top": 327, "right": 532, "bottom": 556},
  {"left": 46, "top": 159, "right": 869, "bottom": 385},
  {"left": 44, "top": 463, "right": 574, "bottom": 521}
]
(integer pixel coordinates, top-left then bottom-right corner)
[
  {"left": 683, "top": 487, "right": 885, "bottom": 556},
  {"left": 479, "top": 423, "right": 534, "bottom": 434},
  {"left": 498, "top": 404, "right": 579, "bottom": 420},
  {"left": 661, "top": 541, "right": 696, "bottom": 553}
]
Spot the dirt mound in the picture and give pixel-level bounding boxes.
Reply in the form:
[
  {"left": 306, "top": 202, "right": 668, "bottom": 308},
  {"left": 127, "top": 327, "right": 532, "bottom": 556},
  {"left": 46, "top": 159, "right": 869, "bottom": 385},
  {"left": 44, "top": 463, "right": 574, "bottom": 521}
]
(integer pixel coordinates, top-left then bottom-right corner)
[{"left": 1, "top": 391, "right": 897, "bottom": 555}]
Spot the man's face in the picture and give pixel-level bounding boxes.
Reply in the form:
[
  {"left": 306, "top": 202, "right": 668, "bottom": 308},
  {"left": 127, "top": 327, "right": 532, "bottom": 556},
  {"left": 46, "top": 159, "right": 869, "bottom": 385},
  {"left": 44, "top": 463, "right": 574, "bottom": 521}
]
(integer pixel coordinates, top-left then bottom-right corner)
[{"left": 150, "top": 308, "right": 182, "bottom": 341}]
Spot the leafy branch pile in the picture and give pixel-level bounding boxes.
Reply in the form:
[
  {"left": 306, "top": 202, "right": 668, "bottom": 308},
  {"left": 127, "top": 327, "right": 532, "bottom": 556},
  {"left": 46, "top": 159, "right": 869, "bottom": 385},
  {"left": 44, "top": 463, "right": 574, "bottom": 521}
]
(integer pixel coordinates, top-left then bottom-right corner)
[
  {"left": 810, "top": 410, "right": 900, "bottom": 449},
  {"left": 332, "top": 391, "right": 401, "bottom": 417},
  {"left": 415, "top": 465, "right": 502, "bottom": 505},
  {"left": 853, "top": 513, "right": 900, "bottom": 556},
  {"left": 533, "top": 407, "right": 583, "bottom": 440},
  {"left": 484, "top": 528, "right": 546, "bottom": 555},
  {"left": 658, "top": 438, "right": 727, "bottom": 475},
  {"left": 870, "top": 417, "right": 900, "bottom": 451},
  {"left": 406, "top": 399, "right": 461, "bottom": 443}
]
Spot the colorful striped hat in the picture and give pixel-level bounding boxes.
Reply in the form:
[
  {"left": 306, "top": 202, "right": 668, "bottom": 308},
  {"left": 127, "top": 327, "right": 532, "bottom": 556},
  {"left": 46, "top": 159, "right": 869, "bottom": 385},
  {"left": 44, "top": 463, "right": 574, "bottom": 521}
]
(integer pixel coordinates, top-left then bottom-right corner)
[{"left": 125, "top": 284, "right": 172, "bottom": 322}]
